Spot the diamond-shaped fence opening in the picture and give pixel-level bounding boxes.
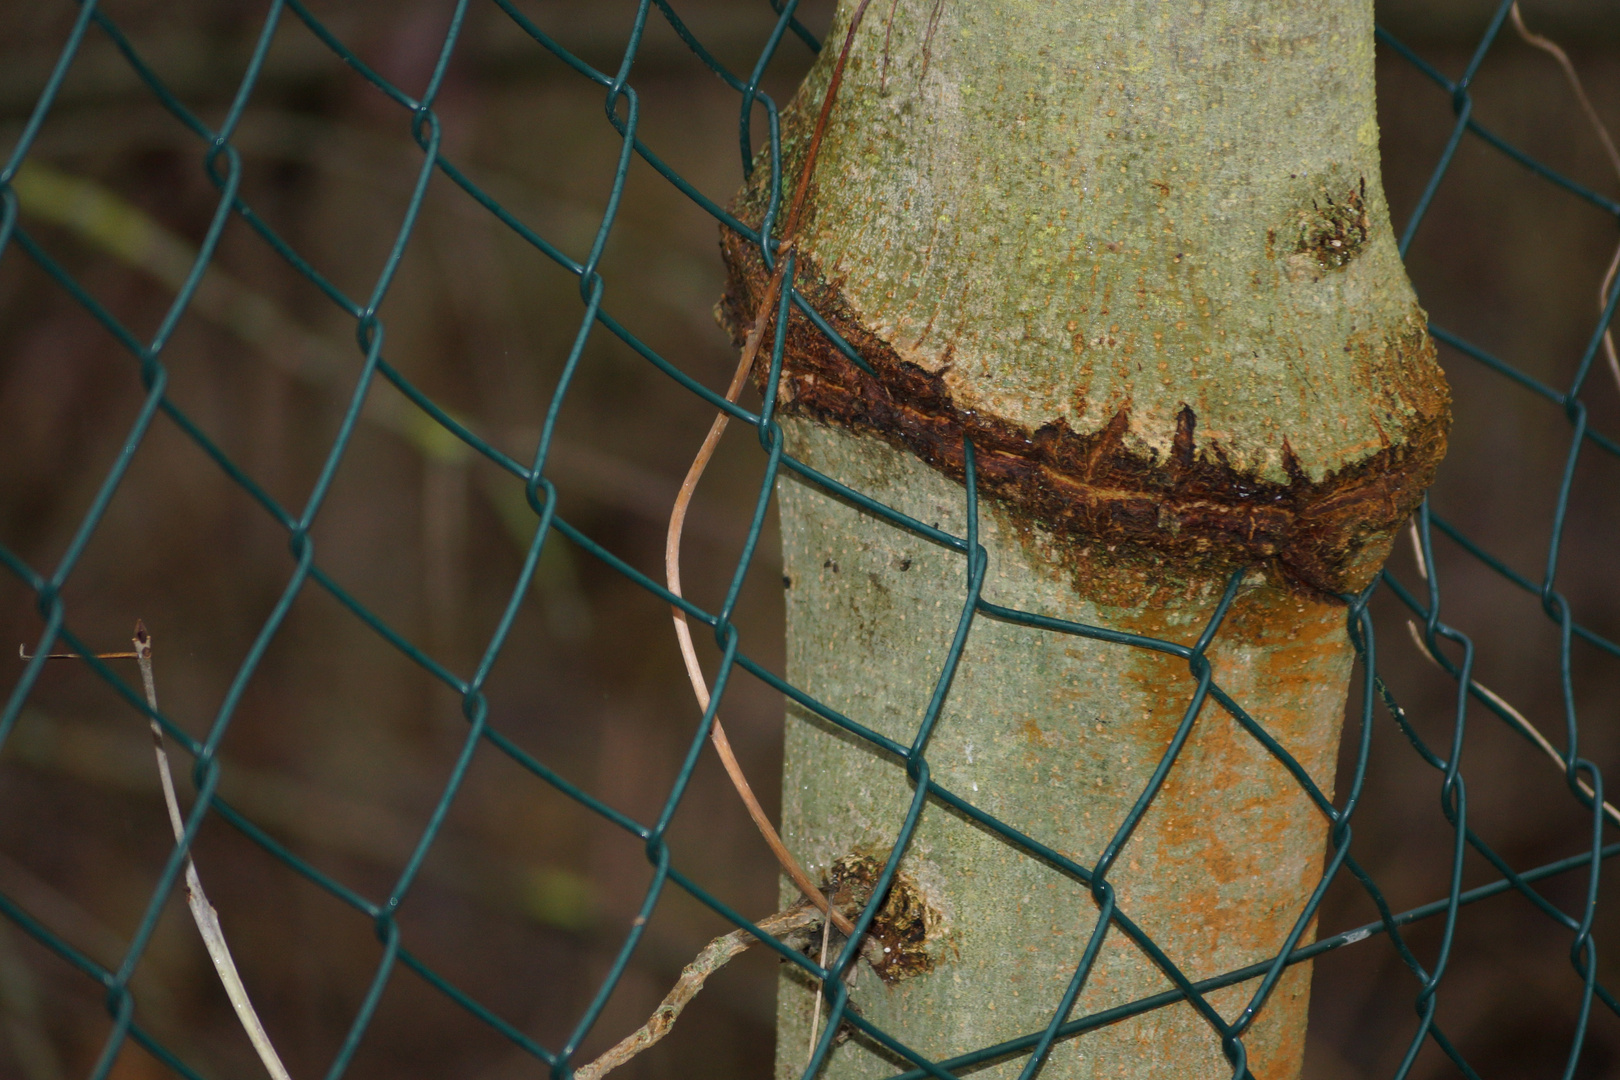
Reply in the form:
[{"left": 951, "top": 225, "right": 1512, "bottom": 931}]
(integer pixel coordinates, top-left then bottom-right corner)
[{"left": 0, "top": 1, "right": 1617, "bottom": 1078}]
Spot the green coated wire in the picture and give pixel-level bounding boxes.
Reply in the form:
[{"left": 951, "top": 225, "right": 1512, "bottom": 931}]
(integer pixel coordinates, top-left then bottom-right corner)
[{"left": 0, "top": 1, "right": 1615, "bottom": 1077}]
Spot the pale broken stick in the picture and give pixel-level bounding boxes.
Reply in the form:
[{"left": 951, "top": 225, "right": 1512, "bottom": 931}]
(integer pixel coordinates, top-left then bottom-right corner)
[
  {"left": 574, "top": 904, "right": 824, "bottom": 1080},
  {"left": 18, "top": 629, "right": 293, "bottom": 1077},
  {"left": 130, "top": 623, "right": 294, "bottom": 1080},
  {"left": 807, "top": 907, "right": 833, "bottom": 1060}
]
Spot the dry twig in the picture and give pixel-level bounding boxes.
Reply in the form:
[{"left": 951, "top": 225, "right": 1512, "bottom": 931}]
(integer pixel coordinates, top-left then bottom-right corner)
[
  {"left": 130, "top": 623, "right": 294, "bottom": 1080},
  {"left": 574, "top": 904, "right": 823, "bottom": 1080},
  {"left": 21, "top": 627, "right": 296, "bottom": 1079}
]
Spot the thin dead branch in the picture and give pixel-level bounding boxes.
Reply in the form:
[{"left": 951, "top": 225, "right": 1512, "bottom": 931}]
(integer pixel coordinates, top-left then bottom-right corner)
[
  {"left": 574, "top": 904, "right": 823, "bottom": 1080},
  {"left": 130, "top": 624, "right": 294, "bottom": 1080},
  {"left": 18, "top": 628, "right": 296, "bottom": 1078},
  {"left": 1510, "top": 5, "right": 1620, "bottom": 178}
]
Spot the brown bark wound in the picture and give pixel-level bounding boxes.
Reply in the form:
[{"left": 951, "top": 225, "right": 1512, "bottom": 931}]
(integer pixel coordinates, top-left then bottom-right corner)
[{"left": 720, "top": 234, "right": 1447, "bottom": 596}]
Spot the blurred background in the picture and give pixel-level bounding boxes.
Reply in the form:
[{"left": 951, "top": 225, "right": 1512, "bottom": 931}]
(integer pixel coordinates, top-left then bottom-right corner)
[{"left": 0, "top": 1, "right": 1616, "bottom": 1077}]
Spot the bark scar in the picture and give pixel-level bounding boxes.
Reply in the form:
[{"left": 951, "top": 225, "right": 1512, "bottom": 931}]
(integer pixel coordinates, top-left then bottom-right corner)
[{"left": 721, "top": 232, "right": 1449, "bottom": 596}]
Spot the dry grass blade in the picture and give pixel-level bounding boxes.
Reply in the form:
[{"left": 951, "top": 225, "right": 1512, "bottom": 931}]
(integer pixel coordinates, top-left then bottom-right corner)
[
  {"left": 807, "top": 907, "right": 833, "bottom": 1061},
  {"left": 1509, "top": 3, "right": 1620, "bottom": 394},
  {"left": 17, "top": 644, "right": 137, "bottom": 660},
  {"left": 1485, "top": 10, "right": 1620, "bottom": 821},
  {"left": 664, "top": 250, "right": 859, "bottom": 936},
  {"left": 1509, "top": 4, "right": 1620, "bottom": 178},
  {"left": 1403, "top": 528, "right": 1620, "bottom": 827},
  {"left": 131, "top": 623, "right": 293, "bottom": 1080},
  {"left": 663, "top": 0, "right": 876, "bottom": 939}
]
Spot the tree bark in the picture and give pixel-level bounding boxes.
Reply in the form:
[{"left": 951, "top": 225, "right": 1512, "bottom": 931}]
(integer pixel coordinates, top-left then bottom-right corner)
[{"left": 720, "top": 2, "right": 1449, "bottom": 1077}]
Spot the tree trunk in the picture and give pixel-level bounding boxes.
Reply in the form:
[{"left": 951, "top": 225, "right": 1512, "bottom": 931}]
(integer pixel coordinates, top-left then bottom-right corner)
[{"left": 720, "top": 2, "right": 1449, "bottom": 1078}]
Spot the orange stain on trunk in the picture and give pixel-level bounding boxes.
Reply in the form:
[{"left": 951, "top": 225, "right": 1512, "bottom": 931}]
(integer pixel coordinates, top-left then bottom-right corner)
[{"left": 1107, "top": 580, "right": 1351, "bottom": 1080}]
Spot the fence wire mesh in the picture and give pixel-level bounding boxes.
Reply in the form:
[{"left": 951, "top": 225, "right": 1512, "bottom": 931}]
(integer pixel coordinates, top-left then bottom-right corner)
[{"left": 0, "top": 1, "right": 1617, "bottom": 1078}]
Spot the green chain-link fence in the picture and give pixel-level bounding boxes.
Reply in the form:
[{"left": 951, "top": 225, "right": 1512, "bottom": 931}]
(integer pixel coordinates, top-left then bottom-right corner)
[{"left": 0, "top": 1, "right": 1616, "bottom": 1077}]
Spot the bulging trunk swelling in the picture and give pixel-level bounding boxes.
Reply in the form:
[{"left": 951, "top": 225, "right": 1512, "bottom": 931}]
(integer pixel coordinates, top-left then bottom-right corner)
[{"left": 721, "top": 1, "right": 1448, "bottom": 1077}]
